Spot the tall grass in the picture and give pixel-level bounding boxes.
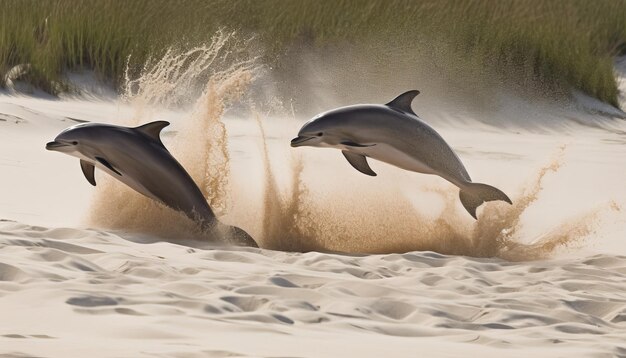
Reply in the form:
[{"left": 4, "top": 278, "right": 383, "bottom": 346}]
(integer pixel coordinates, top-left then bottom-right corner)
[{"left": 1, "top": 0, "right": 626, "bottom": 106}]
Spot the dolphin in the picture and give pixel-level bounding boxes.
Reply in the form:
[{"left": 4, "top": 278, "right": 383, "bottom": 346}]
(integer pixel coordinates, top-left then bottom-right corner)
[
  {"left": 46, "top": 121, "right": 257, "bottom": 247},
  {"left": 290, "top": 90, "right": 512, "bottom": 219}
]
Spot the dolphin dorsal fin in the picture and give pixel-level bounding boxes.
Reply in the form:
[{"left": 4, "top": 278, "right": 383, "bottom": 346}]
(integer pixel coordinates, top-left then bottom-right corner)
[
  {"left": 135, "top": 121, "right": 170, "bottom": 145},
  {"left": 385, "top": 90, "right": 420, "bottom": 115}
]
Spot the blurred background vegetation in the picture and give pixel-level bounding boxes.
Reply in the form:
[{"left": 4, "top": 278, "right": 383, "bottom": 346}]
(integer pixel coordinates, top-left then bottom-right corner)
[{"left": 1, "top": 0, "right": 626, "bottom": 107}]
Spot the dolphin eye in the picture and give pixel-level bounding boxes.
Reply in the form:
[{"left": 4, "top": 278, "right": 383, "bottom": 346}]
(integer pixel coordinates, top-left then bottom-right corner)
[
  {"left": 316, "top": 132, "right": 323, "bottom": 137},
  {"left": 72, "top": 141, "right": 78, "bottom": 145}
]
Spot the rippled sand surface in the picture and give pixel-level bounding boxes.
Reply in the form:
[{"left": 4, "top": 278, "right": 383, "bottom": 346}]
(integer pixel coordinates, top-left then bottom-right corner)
[{"left": 1, "top": 221, "right": 625, "bottom": 357}]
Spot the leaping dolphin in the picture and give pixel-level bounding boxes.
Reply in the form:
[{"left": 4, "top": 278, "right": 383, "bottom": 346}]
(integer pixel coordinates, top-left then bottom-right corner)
[
  {"left": 46, "top": 121, "right": 257, "bottom": 247},
  {"left": 290, "top": 90, "right": 512, "bottom": 219}
]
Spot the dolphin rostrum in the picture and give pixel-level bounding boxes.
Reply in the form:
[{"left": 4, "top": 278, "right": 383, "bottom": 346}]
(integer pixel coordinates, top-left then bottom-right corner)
[
  {"left": 291, "top": 90, "right": 512, "bottom": 219},
  {"left": 46, "top": 121, "right": 257, "bottom": 247}
]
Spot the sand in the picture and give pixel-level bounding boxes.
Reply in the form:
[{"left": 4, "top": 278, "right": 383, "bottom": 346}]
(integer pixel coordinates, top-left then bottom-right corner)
[
  {"left": 1, "top": 219, "right": 625, "bottom": 358},
  {"left": 0, "top": 92, "right": 625, "bottom": 357},
  {"left": 1, "top": 42, "right": 626, "bottom": 356}
]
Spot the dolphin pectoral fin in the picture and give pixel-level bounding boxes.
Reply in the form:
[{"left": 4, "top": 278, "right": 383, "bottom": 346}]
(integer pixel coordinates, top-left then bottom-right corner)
[
  {"left": 80, "top": 160, "right": 96, "bottom": 186},
  {"left": 135, "top": 121, "right": 170, "bottom": 146},
  {"left": 95, "top": 157, "right": 122, "bottom": 176},
  {"left": 341, "top": 141, "right": 375, "bottom": 148},
  {"left": 385, "top": 90, "right": 420, "bottom": 115},
  {"left": 342, "top": 151, "right": 377, "bottom": 176}
]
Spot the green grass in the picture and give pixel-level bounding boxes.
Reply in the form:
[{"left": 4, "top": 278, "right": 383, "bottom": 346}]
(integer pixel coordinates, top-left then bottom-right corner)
[{"left": 1, "top": 0, "right": 626, "bottom": 107}]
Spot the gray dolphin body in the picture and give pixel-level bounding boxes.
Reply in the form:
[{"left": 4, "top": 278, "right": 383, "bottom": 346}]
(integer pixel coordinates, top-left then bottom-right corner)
[
  {"left": 291, "top": 90, "right": 512, "bottom": 219},
  {"left": 46, "top": 121, "right": 257, "bottom": 247}
]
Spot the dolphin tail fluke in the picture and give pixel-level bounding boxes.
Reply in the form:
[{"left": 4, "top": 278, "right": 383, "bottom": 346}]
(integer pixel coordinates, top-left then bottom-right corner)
[
  {"left": 210, "top": 222, "right": 258, "bottom": 248},
  {"left": 459, "top": 183, "right": 512, "bottom": 219},
  {"left": 199, "top": 218, "right": 258, "bottom": 247},
  {"left": 227, "top": 225, "right": 259, "bottom": 248}
]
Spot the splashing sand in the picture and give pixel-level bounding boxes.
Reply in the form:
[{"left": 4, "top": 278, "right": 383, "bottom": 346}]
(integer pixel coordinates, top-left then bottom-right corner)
[
  {"left": 255, "top": 141, "right": 616, "bottom": 260},
  {"left": 253, "top": 113, "right": 315, "bottom": 251},
  {"left": 87, "top": 32, "right": 259, "bottom": 238},
  {"left": 86, "top": 34, "right": 619, "bottom": 259}
]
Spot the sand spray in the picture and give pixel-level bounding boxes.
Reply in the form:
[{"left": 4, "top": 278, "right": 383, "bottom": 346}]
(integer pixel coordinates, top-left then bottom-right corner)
[{"left": 87, "top": 32, "right": 619, "bottom": 259}]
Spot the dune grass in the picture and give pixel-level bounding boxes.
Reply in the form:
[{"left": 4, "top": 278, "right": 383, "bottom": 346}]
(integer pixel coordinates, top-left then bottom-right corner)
[{"left": 1, "top": 0, "right": 625, "bottom": 107}]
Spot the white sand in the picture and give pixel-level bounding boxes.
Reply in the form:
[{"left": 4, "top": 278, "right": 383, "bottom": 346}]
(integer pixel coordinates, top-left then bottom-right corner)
[
  {"left": 1, "top": 63, "right": 626, "bottom": 358},
  {"left": 1, "top": 219, "right": 625, "bottom": 358}
]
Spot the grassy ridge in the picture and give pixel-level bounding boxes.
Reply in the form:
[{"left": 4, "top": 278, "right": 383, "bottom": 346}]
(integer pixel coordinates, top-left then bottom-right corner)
[{"left": 1, "top": 0, "right": 625, "bottom": 106}]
